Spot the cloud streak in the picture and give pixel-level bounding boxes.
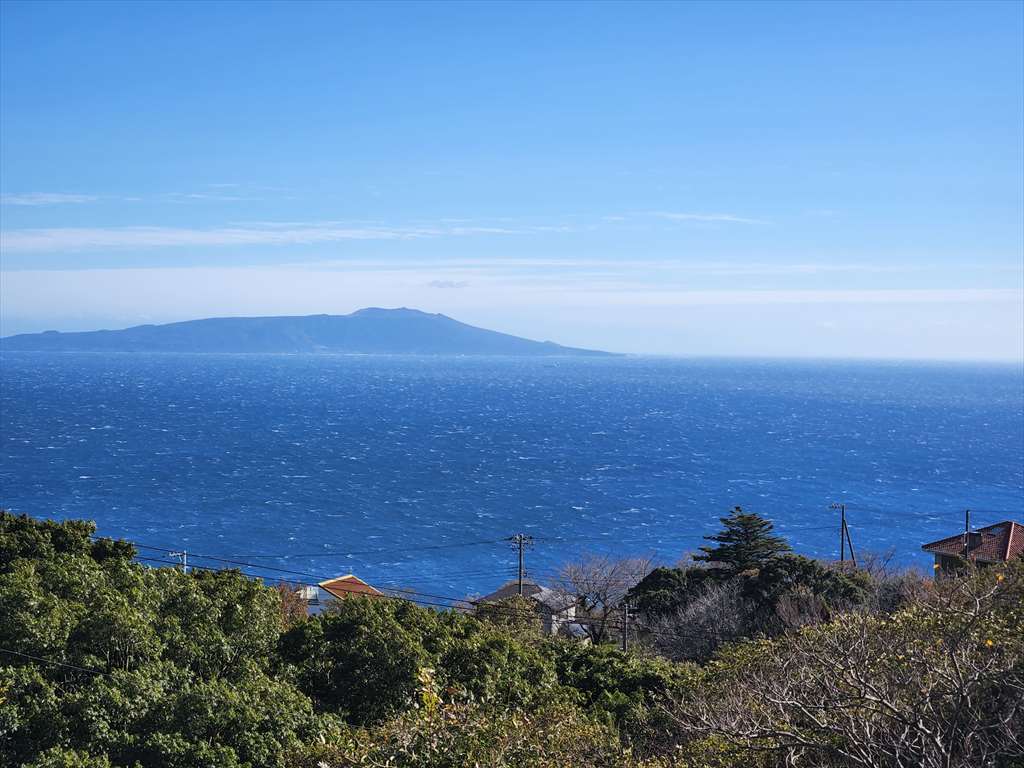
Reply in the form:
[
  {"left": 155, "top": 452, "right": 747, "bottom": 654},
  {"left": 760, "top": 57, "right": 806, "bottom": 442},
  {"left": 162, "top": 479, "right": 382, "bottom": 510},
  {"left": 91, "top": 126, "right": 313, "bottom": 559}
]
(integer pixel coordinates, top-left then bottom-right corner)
[
  {"left": 0, "top": 222, "right": 536, "bottom": 253},
  {"left": 0, "top": 193, "right": 99, "bottom": 206},
  {"left": 648, "top": 211, "right": 766, "bottom": 224},
  {"left": 537, "top": 287, "right": 1024, "bottom": 306},
  {"left": 0, "top": 184, "right": 292, "bottom": 208}
]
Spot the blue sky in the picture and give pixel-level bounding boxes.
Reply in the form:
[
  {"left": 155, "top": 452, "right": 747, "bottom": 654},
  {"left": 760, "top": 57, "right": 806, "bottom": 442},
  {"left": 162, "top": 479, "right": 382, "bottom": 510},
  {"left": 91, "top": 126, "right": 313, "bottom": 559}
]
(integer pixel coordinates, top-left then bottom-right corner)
[{"left": 1, "top": 0, "right": 1021, "bottom": 359}]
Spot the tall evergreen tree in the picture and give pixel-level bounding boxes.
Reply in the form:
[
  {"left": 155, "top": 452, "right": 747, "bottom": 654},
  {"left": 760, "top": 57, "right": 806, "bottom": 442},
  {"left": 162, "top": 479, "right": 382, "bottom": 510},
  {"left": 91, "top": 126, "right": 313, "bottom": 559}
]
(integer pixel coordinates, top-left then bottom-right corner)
[{"left": 695, "top": 506, "right": 791, "bottom": 572}]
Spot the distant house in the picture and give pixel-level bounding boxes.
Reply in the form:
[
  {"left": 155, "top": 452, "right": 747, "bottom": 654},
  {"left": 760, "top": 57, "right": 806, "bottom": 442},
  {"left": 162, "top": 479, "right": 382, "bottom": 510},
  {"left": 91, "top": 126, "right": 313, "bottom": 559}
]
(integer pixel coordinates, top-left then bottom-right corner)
[
  {"left": 922, "top": 520, "right": 1023, "bottom": 577},
  {"left": 296, "top": 574, "right": 384, "bottom": 615},
  {"left": 478, "top": 579, "right": 578, "bottom": 636}
]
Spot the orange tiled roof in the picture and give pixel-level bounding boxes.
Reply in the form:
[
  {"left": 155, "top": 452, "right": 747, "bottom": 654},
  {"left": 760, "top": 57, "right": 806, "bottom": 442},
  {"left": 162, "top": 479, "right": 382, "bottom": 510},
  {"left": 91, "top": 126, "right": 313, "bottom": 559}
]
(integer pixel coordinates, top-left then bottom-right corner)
[
  {"left": 922, "top": 521, "right": 1024, "bottom": 564},
  {"left": 318, "top": 574, "right": 384, "bottom": 600}
]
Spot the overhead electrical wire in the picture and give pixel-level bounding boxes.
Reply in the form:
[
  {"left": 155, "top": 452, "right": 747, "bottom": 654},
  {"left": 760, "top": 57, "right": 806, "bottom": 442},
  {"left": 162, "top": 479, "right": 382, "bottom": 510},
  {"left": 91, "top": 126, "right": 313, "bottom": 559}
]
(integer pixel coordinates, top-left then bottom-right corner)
[
  {"left": 229, "top": 537, "right": 512, "bottom": 559},
  {"left": 0, "top": 647, "right": 109, "bottom": 676},
  {"left": 123, "top": 547, "right": 719, "bottom": 644},
  {"left": 84, "top": 502, "right": 1002, "bottom": 648}
]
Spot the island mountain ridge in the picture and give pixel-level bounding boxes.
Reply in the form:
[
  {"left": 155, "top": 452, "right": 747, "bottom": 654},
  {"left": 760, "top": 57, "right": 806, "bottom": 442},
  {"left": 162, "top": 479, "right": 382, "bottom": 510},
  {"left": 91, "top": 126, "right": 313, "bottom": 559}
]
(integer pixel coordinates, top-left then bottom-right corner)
[{"left": 0, "top": 307, "right": 615, "bottom": 356}]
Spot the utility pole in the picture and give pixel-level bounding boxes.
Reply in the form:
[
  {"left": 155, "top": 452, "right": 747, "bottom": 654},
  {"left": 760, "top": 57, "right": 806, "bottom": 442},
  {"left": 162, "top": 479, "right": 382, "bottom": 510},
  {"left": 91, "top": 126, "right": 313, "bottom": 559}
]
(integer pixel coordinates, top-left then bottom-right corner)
[
  {"left": 509, "top": 534, "right": 533, "bottom": 595},
  {"left": 830, "top": 503, "right": 846, "bottom": 563},
  {"left": 829, "top": 503, "right": 858, "bottom": 567},
  {"left": 169, "top": 550, "right": 188, "bottom": 574},
  {"left": 621, "top": 602, "right": 630, "bottom": 652},
  {"left": 963, "top": 509, "right": 971, "bottom": 558},
  {"left": 843, "top": 515, "right": 857, "bottom": 568}
]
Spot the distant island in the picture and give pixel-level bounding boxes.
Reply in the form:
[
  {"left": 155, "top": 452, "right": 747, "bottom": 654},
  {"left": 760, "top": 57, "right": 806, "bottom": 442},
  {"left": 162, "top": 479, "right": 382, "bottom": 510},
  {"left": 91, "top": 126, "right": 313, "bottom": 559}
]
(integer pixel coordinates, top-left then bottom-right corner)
[{"left": 0, "top": 307, "right": 615, "bottom": 356}]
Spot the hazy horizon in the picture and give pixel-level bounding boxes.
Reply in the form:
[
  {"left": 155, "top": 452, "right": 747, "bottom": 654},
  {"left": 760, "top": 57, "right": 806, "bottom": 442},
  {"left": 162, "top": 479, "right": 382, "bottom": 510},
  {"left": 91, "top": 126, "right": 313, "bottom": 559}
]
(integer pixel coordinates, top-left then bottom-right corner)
[
  {"left": 2, "top": 1, "right": 1022, "bottom": 361},
  {"left": 4, "top": 306, "right": 1024, "bottom": 365}
]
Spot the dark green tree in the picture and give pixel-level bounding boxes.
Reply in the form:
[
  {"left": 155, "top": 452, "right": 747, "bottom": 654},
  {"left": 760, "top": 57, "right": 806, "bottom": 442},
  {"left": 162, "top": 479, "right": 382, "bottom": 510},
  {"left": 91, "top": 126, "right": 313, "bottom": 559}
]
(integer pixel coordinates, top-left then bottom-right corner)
[
  {"left": 277, "top": 597, "right": 428, "bottom": 725},
  {"left": 474, "top": 595, "right": 543, "bottom": 636},
  {"left": 694, "top": 507, "right": 791, "bottom": 573},
  {"left": 438, "top": 632, "right": 559, "bottom": 709},
  {"left": 628, "top": 566, "right": 719, "bottom": 618}
]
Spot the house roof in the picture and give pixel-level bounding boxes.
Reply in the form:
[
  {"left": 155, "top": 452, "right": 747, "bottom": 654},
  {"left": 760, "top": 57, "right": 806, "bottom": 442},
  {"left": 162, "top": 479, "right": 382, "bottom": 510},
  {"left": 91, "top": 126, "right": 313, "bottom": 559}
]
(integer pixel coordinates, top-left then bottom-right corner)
[
  {"left": 922, "top": 521, "right": 1024, "bottom": 564},
  {"left": 318, "top": 574, "right": 384, "bottom": 600},
  {"left": 478, "top": 579, "right": 575, "bottom": 612}
]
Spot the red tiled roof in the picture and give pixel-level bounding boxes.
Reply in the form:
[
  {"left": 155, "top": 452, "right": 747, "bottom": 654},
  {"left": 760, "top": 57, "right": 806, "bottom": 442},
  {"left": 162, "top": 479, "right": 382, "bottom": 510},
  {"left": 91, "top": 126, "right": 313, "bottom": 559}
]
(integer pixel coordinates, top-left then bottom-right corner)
[
  {"left": 318, "top": 574, "right": 384, "bottom": 600},
  {"left": 922, "top": 521, "right": 1024, "bottom": 564}
]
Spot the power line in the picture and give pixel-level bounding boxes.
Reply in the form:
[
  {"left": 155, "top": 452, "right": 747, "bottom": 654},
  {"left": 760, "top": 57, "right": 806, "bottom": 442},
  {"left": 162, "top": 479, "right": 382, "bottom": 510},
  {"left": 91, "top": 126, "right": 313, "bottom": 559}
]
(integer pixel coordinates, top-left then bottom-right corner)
[
  {"left": 136, "top": 558, "right": 708, "bottom": 646},
  {"left": 227, "top": 537, "right": 512, "bottom": 559},
  {"left": 133, "top": 556, "right": 471, "bottom": 612},
  {"left": 89, "top": 503, "right": 972, "bottom": 587},
  {"left": 125, "top": 542, "right": 472, "bottom": 606},
  {"left": 130, "top": 544, "right": 864, "bottom": 647},
  {"left": 123, "top": 553, "right": 759, "bottom": 647},
  {"left": 108, "top": 504, "right": 917, "bottom": 610},
  {"left": 98, "top": 513, "right": 979, "bottom": 649},
  {"left": 133, "top": 555, "right": 471, "bottom": 609},
  {"left": 0, "top": 647, "right": 108, "bottom": 676},
  {"left": 130, "top": 548, "right": 701, "bottom": 643}
]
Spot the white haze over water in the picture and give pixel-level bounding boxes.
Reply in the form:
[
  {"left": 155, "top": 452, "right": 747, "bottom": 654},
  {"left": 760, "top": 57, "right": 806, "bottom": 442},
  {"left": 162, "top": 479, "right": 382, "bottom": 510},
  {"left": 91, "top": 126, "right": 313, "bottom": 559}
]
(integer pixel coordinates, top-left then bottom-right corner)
[{"left": 2, "top": 264, "right": 1021, "bottom": 361}]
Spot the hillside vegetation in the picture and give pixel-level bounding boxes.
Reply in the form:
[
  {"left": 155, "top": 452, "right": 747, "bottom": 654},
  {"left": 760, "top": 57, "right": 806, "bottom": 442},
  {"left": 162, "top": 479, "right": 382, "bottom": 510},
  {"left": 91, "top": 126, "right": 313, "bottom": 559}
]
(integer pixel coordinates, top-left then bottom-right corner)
[{"left": 0, "top": 511, "right": 1020, "bottom": 767}]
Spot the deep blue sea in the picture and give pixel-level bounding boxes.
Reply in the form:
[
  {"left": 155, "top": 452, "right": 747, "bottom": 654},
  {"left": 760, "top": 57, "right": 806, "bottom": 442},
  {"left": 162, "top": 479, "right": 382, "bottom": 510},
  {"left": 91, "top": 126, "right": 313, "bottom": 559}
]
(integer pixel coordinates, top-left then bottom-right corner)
[{"left": 1, "top": 353, "right": 1022, "bottom": 598}]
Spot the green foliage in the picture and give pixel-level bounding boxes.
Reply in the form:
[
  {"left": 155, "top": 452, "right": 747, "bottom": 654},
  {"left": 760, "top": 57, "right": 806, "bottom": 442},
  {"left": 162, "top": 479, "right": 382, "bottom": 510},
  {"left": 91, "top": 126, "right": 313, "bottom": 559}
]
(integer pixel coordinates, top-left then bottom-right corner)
[
  {"left": 694, "top": 507, "right": 791, "bottom": 572},
  {"left": 631, "top": 550, "right": 871, "bottom": 658},
  {"left": 149, "top": 567, "right": 282, "bottom": 679},
  {"left": 0, "top": 664, "right": 64, "bottom": 761},
  {"left": 0, "top": 511, "right": 327, "bottom": 768},
  {"left": 278, "top": 597, "right": 428, "bottom": 725},
  {"left": 748, "top": 554, "right": 868, "bottom": 604},
  {"left": 291, "top": 697, "right": 633, "bottom": 768},
  {"left": 280, "top": 595, "right": 562, "bottom": 721},
  {"left": 438, "top": 631, "right": 560, "bottom": 709},
  {"left": 475, "top": 595, "right": 543, "bottom": 636},
  {"left": 630, "top": 566, "right": 717, "bottom": 617},
  {"left": 734, "top": 554, "right": 871, "bottom": 633},
  {"left": 6, "top": 510, "right": 1016, "bottom": 768},
  {"left": 672, "top": 561, "right": 1024, "bottom": 767},
  {"left": 22, "top": 747, "right": 114, "bottom": 768},
  {"left": 553, "top": 642, "right": 699, "bottom": 758}
]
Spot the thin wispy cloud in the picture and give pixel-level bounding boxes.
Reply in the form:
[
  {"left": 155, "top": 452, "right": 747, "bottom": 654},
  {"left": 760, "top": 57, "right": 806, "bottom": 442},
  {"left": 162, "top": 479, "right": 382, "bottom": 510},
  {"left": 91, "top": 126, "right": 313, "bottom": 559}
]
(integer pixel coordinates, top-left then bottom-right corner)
[
  {"left": 161, "top": 184, "right": 294, "bottom": 203},
  {"left": 648, "top": 211, "right": 766, "bottom": 224},
  {"left": 0, "top": 192, "right": 99, "bottom": 206},
  {"left": 0, "top": 225, "right": 421, "bottom": 252},
  {"left": 536, "top": 287, "right": 1024, "bottom": 306},
  {"left": 163, "top": 192, "right": 256, "bottom": 203},
  {"left": 0, "top": 221, "right": 535, "bottom": 253},
  {"left": 1, "top": 184, "right": 292, "bottom": 208},
  {"left": 288, "top": 257, "right": 967, "bottom": 278},
  {"left": 4, "top": 268, "right": 1018, "bottom": 311}
]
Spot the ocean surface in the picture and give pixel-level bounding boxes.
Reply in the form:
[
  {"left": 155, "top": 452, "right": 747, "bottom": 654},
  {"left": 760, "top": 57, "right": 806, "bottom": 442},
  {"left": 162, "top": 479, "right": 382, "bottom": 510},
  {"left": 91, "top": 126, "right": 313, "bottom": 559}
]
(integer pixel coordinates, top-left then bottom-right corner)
[{"left": 1, "top": 353, "right": 1022, "bottom": 598}]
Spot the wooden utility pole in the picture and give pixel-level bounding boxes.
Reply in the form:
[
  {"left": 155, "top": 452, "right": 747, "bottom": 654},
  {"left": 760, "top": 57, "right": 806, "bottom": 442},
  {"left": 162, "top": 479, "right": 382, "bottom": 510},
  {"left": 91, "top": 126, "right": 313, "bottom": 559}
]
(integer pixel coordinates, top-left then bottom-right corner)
[
  {"left": 509, "top": 534, "right": 533, "bottom": 595},
  {"left": 842, "top": 516, "right": 857, "bottom": 568},
  {"left": 621, "top": 602, "right": 630, "bottom": 652},
  {"left": 830, "top": 503, "right": 858, "bottom": 567},
  {"left": 831, "top": 503, "right": 846, "bottom": 562}
]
